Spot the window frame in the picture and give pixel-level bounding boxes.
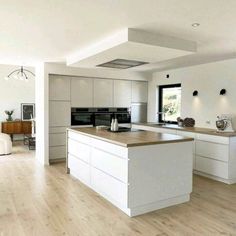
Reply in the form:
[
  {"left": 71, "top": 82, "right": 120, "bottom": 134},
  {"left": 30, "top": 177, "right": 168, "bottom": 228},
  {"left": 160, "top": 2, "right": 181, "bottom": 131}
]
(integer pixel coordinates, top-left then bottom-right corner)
[{"left": 158, "top": 83, "right": 181, "bottom": 124}]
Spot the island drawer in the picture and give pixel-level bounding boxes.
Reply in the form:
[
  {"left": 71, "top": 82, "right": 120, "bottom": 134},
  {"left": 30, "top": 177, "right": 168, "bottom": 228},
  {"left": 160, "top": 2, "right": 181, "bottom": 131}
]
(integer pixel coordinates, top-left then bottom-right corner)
[
  {"left": 68, "top": 138, "right": 90, "bottom": 164},
  {"left": 91, "top": 138, "right": 128, "bottom": 158},
  {"left": 68, "top": 131, "right": 91, "bottom": 145},
  {"left": 91, "top": 148, "right": 128, "bottom": 183},
  {"left": 195, "top": 140, "right": 229, "bottom": 162},
  {"left": 195, "top": 155, "right": 228, "bottom": 179},
  {"left": 68, "top": 154, "right": 90, "bottom": 186},
  {"left": 91, "top": 167, "right": 128, "bottom": 207}
]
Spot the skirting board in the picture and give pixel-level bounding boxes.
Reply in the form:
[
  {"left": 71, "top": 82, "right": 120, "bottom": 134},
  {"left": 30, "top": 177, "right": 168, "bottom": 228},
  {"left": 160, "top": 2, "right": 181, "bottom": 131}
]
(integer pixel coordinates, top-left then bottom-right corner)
[
  {"left": 127, "top": 194, "right": 190, "bottom": 217},
  {"left": 49, "top": 158, "right": 66, "bottom": 164},
  {"left": 194, "top": 170, "right": 236, "bottom": 184}
]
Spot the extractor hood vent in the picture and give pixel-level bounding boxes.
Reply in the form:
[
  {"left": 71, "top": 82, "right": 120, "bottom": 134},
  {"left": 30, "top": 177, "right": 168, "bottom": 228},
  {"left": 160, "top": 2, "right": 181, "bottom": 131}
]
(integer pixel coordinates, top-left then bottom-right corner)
[{"left": 97, "top": 59, "right": 148, "bottom": 69}]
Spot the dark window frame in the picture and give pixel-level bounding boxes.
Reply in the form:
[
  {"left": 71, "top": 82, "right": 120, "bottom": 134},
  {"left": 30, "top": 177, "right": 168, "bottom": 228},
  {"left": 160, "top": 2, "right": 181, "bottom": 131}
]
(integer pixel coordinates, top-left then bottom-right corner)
[{"left": 158, "top": 83, "right": 181, "bottom": 124}]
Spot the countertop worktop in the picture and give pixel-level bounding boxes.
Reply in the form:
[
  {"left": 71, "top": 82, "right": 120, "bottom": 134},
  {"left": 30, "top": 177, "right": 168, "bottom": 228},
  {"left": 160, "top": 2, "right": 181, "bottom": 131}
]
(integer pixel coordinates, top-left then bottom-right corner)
[
  {"left": 134, "top": 123, "right": 236, "bottom": 137},
  {"left": 68, "top": 127, "right": 193, "bottom": 147}
]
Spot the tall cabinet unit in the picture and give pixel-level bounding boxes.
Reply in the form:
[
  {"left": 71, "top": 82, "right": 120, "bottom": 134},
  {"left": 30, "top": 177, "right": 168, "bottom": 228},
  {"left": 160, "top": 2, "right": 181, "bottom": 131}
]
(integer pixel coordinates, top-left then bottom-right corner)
[
  {"left": 49, "top": 75, "right": 71, "bottom": 162},
  {"left": 113, "top": 80, "right": 132, "bottom": 107},
  {"left": 93, "top": 79, "right": 113, "bottom": 107},
  {"left": 48, "top": 75, "right": 149, "bottom": 164},
  {"left": 131, "top": 81, "right": 148, "bottom": 103},
  {"left": 71, "top": 77, "right": 93, "bottom": 107}
]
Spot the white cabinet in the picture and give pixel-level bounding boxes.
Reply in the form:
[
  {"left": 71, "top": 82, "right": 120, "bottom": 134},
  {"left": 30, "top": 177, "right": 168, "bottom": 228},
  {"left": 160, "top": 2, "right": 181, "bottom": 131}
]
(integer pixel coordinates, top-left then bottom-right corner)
[
  {"left": 195, "top": 155, "right": 229, "bottom": 179},
  {"left": 49, "top": 101, "right": 71, "bottom": 127},
  {"left": 49, "top": 75, "right": 71, "bottom": 101},
  {"left": 49, "top": 133, "right": 66, "bottom": 147},
  {"left": 94, "top": 79, "right": 113, "bottom": 107},
  {"left": 49, "top": 146, "right": 66, "bottom": 160},
  {"left": 114, "top": 80, "right": 131, "bottom": 107},
  {"left": 131, "top": 81, "right": 148, "bottom": 103},
  {"left": 195, "top": 140, "right": 229, "bottom": 162},
  {"left": 71, "top": 77, "right": 93, "bottom": 107},
  {"left": 49, "top": 127, "right": 68, "bottom": 161}
]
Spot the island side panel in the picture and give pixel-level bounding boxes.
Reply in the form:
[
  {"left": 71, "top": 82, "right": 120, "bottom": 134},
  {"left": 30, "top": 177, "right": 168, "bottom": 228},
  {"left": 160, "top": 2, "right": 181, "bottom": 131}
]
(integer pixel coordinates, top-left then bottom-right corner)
[{"left": 127, "top": 141, "right": 193, "bottom": 214}]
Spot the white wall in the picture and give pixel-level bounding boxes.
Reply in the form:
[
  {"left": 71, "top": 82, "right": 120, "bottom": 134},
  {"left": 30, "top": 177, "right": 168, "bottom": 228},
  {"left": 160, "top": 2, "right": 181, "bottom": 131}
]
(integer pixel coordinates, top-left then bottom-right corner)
[
  {"left": 35, "top": 63, "right": 49, "bottom": 165},
  {"left": 148, "top": 58, "right": 236, "bottom": 129},
  {"left": 0, "top": 64, "right": 35, "bottom": 124}
]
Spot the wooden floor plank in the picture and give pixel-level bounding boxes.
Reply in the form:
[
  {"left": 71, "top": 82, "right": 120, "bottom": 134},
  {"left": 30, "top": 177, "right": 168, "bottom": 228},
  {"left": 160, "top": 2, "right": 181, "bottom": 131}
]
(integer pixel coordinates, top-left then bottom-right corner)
[{"left": 1, "top": 144, "right": 236, "bottom": 236}]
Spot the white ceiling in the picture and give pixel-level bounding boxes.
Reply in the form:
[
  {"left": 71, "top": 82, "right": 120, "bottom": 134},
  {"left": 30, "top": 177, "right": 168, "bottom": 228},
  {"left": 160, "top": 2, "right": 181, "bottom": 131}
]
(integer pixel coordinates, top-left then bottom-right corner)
[
  {"left": 67, "top": 29, "right": 197, "bottom": 70},
  {"left": 1, "top": 0, "right": 236, "bottom": 72}
]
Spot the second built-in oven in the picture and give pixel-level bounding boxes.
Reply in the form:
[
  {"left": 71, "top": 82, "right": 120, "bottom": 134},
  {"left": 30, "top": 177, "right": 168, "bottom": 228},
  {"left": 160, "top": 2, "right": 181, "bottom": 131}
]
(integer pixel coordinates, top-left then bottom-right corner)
[{"left": 94, "top": 108, "right": 113, "bottom": 126}]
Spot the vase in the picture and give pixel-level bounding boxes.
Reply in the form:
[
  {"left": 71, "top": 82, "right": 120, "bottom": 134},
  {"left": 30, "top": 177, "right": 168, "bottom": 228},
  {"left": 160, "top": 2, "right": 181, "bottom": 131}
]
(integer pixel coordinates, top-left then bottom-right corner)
[{"left": 6, "top": 115, "right": 13, "bottom": 121}]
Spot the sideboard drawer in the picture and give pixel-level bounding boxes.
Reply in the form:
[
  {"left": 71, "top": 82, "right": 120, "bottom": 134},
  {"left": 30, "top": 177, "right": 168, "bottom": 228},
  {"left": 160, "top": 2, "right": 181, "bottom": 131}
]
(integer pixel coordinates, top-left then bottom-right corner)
[
  {"left": 91, "top": 148, "right": 128, "bottom": 183},
  {"left": 195, "top": 155, "right": 228, "bottom": 179},
  {"left": 68, "top": 138, "right": 90, "bottom": 164},
  {"left": 196, "top": 133, "right": 229, "bottom": 144},
  {"left": 196, "top": 140, "right": 229, "bottom": 162}
]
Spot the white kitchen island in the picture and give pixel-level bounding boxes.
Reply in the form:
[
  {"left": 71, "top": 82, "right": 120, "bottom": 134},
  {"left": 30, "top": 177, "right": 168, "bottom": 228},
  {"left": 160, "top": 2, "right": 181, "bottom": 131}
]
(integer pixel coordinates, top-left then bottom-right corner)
[{"left": 66, "top": 127, "right": 193, "bottom": 217}]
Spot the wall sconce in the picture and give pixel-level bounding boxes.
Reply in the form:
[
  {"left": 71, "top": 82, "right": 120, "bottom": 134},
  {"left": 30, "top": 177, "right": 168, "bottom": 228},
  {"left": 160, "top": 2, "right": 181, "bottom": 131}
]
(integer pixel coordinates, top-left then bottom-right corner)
[
  {"left": 193, "top": 90, "right": 198, "bottom": 96},
  {"left": 220, "top": 89, "right": 226, "bottom": 95}
]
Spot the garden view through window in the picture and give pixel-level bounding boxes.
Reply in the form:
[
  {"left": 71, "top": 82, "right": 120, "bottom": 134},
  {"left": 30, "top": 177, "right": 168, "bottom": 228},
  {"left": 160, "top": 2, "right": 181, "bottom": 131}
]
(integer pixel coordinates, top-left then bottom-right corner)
[{"left": 158, "top": 84, "right": 181, "bottom": 124}]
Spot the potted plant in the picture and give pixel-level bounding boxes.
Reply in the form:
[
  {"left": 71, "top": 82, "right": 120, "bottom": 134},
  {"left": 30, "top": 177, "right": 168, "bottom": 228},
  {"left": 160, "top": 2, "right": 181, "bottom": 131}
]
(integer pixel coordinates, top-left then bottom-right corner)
[{"left": 5, "top": 110, "right": 14, "bottom": 121}]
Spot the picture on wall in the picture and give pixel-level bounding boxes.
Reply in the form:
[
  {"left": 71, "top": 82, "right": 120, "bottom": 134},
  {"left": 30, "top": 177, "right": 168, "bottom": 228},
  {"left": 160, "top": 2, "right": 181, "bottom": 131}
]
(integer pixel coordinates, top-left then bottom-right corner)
[{"left": 21, "top": 103, "right": 35, "bottom": 120}]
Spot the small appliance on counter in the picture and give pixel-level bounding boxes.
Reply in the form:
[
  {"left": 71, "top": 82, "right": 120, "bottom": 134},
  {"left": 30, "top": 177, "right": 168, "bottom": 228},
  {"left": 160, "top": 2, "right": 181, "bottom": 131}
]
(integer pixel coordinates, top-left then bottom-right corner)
[{"left": 216, "top": 114, "right": 235, "bottom": 132}]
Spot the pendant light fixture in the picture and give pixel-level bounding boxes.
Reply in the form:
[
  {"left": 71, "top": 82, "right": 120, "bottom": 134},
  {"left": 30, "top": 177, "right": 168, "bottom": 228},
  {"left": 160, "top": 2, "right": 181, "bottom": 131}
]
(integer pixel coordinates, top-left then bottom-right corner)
[{"left": 5, "top": 66, "right": 35, "bottom": 81}]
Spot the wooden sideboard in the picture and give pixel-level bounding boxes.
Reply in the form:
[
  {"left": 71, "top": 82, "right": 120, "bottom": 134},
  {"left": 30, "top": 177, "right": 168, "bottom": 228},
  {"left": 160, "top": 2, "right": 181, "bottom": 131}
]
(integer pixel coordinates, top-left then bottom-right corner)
[{"left": 1, "top": 121, "right": 32, "bottom": 140}]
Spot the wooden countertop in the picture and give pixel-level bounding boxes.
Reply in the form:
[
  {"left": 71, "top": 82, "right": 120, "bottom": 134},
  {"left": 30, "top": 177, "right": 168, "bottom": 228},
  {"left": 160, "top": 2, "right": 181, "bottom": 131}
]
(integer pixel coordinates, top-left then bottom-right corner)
[
  {"left": 68, "top": 127, "right": 193, "bottom": 147},
  {"left": 134, "top": 123, "right": 236, "bottom": 137}
]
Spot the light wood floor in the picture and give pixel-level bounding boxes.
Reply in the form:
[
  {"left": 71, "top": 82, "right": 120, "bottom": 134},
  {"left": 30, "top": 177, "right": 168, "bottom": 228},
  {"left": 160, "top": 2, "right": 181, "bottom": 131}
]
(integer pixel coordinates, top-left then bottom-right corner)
[{"left": 1, "top": 145, "right": 236, "bottom": 236}]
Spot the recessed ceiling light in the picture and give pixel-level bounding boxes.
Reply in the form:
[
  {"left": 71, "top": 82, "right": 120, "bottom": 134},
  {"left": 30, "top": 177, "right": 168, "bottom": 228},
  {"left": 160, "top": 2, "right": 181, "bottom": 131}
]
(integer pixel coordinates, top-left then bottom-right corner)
[{"left": 192, "top": 23, "right": 200, "bottom": 27}]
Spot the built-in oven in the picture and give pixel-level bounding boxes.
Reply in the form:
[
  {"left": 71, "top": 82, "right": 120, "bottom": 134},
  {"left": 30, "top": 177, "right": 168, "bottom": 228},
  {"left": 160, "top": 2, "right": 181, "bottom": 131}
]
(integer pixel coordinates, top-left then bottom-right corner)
[
  {"left": 94, "top": 108, "right": 113, "bottom": 126},
  {"left": 114, "top": 108, "right": 131, "bottom": 124},
  {"left": 71, "top": 107, "right": 131, "bottom": 127},
  {"left": 71, "top": 108, "right": 95, "bottom": 126}
]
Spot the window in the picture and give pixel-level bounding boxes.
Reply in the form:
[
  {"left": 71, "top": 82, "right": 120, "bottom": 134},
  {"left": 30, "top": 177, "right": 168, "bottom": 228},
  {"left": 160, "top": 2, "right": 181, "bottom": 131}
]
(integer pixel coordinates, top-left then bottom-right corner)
[{"left": 158, "top": 84, "right": 181, "bottom": 124}]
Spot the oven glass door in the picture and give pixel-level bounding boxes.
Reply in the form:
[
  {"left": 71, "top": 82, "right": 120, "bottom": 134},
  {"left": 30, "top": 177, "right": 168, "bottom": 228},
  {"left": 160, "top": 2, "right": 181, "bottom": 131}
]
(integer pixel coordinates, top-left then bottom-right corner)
[
  {"left": 71, "top": 113, "right": 94, "bottom": 126},
  {"left": 115, "top": 113, "right": 131, "bottom": 124},
  {"left": 94, "top": 113, "right": 112, "bottom": 126}
]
